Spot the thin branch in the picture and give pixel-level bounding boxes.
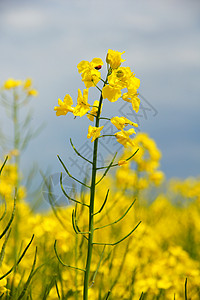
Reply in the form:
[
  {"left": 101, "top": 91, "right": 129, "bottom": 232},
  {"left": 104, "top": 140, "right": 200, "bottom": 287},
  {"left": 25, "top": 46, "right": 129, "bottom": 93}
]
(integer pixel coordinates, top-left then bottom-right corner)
[
  {"left": 100, "top": 78, "right": 107, "bottom": 84},
  {"left": 93, "top": 221, "right": 141, "bottom": 246},
  {"left": 93, "top": 189, "right": 109, "bottom": 216},
  {"left": 139, "top": 292, "right": 144, "bottom": 300},
  {"left": 104, "top": 290, "right": 111, "bottom": 300},
  {"left": 0, "top": 234, "right": 35, "bottom": 280},
  {"left": 0, "top": 228, "right": 11, "bottom": 265},
  {"left": 40, "top": 171, "right": 67, "bottom": 230},
  {"left": 124, "top": 148, "right": 139, "bottom": 162},
  {"left": 92, "top": 81, "right": 102, "bottom": 93},
  {"left": 97, "top": 149, "right": 139, "bottom": 170},
  {"left": 72, "top": 210, "right": 79, "bottom": 234},
  {"left": 60, "top": 173, "right": 89, "bottom": 207},
  {"left": 95, "top": 152, "right": 117, "bottom": 185},
  {"left": 99, "top": 134, "right": 115, "bottom": 138},
  {"left": 109, "top": 240, "right": 131, "bottom": 292},
  {"left": 99, "top": 117, "right": 110, "bottom": 121},
  {"left": 72, "top": 209, "right": 91, "bottom": 237},
  {"left": 94, "top": 199, "right": 136, "bottom": 231},
  {"left": 17, "top": 246, "right": 37, "bottom": 300},
  {"left": 0, "top": 198, "right": 7, "bottom": 221},
  {"left": 95, "top": 194, "right": 119, "bottom": 225},
  {"left": 20, "top": 124, "right": 45, "bottom": 151},
  {"left": 57, "top": 155, "right": 90, "bottom": 188},
  {"left": 185, "top": 278, "right": 188, "bottom": 300},
  {"left": 0, "top": 189, "right": 16, "bottom": 239},
  {"left": 55, "top": 280, "right": 61, "bottom": 299},
  {"left": 0, "top": 156, "right": 8, "bottom": 176},
  {"left": 72, "top": 204, "right": 89, "bottom": 242},
  {"left": 54, "top": 240, "right": 85, "bottom": 272},
  {"left": 87, "top": 112, "right": 96, "bottom": 119},
  {"left": 70, "top": 138, "right": 93, "bottom": 165},
  {"left": 89, "top": 245, "right": 106, "bottom": 288},
  {"left": 74, "top": 206, "right": 90, "bottom": 235}
]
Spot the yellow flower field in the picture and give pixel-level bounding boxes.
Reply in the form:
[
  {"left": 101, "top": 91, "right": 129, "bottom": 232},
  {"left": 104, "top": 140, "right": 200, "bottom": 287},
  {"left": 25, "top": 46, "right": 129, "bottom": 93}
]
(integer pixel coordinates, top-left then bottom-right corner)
[{"left": 1, "top": 142, "right": 200, "bottom": 299}]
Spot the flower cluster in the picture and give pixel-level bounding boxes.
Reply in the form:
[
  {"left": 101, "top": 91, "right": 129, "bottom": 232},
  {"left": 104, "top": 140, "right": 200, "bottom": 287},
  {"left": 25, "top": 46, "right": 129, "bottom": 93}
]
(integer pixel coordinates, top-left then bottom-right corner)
[
  {"left": 170, "top": 176, "right": 200, "bottom": 202},
  {"left": 54, "top": 49, "right": 140, "bottom": 147},
  {"left": 116, "top": 133, "right": 165, "bottom": 191},
  {"left": 2, "top": 78, "right": 38, "bottom": 97}
]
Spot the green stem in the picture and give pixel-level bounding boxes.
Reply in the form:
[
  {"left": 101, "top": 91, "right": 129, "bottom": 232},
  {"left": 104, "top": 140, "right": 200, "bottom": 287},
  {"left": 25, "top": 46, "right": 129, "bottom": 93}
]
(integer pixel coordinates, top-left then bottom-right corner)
[
  {"left": 13, "top": 90, "right": 20, "bottom": 262},
  {"left": 83, "top": 77, "right": 107, "bottom": 300},
  {"left": 13, "top": 90, "right": 20, "bottom": 181},
  {"left": 75, "top": 231, "right": 78, "bottom": 300},
  {"left": 83, "top": 140, "right": 97, "bottom": 299}
]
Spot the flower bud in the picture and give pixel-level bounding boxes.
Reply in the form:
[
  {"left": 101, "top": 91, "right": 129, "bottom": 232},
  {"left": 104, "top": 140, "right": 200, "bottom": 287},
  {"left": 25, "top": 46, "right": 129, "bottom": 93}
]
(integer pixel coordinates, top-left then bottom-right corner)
[
  {"left": 118, "top": 160, "right": 128, "bottom": 166},
  {"left": 106, "top": 53, "right": 109, "bottom": 64},
  {"left": 106, "top": 49, "right": 125, "bottom": 69}
]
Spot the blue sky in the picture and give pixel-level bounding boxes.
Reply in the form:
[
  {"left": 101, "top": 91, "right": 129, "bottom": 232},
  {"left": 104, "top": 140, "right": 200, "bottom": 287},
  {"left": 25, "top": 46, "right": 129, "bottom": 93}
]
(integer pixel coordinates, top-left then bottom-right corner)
[{"left": 0, "top": 0, "right": 200, "bottom": 185}]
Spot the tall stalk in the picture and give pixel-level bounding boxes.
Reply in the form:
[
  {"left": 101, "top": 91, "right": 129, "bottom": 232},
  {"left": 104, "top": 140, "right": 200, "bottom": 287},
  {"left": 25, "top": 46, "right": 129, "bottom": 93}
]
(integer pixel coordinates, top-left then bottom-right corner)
[
  {"left": 0, "top": 79, "right": 38, "bottom": 259},
  {"left": 83, "top": 88, "right": 104, "bottom": 300},
  {"left": 12, "top": 90, "right": 20, "bottom": 261},
  {"left": 13, "top": 90, "right": 20, "bottom": 189}
]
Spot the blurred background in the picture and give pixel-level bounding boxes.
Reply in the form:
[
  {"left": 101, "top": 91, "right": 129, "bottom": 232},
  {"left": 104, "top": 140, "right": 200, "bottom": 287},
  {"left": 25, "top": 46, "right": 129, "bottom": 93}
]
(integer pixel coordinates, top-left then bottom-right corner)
[{"left": 0, "top": 0, "right": 200, "bottom": 190}]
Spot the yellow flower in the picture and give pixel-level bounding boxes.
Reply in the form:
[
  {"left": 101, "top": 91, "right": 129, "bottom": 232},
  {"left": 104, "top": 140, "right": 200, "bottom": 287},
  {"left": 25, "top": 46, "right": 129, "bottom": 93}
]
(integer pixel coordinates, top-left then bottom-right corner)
[
  {"left": 102, "top": 84, "right": 121, "bottom": 102},
  {"left": 115, "top": 129, "right": 136, "bottom": 147},
  {"left": 106, "top": 49, "right": 125, "bottom": 69},
  {"left": 122, "top": 90, "right": 140, "bottom": 112},
  {"left": 138, "top": 177, "right": 149, "bottom": 190},
  {"left": 27, "top": 89, "right": 38, "bottom": 96},
  {"left": 24, "top": 78, "right": 32, "bottom": 89},
  {"left": 73, "top": 89, "right": 90, "bottom": 117},
  {"left": 3, "top": 78, "right": 22, "bottom": 89},
  {"left": 110, "top": 67, "right": 137, "bottom": 89},
  {"left": 54, "top": 94, "right": 74, "bottom": 116},
  {"left": 118, "top": 160, "right": 128, "bottom": 166},
  {"left": 111, "top": 116, "right": 138, "bottom": 130},
  {"left": 87, "top": 125, "right": 104, "bottom": 142},
  {"left": 77, "top": 58, "right": 103, "bottom": 88},
  {"left": 102, "top": 66, "right": 140, "bottom": 104},
  {"left": 0, "top": 286, "right": 10, "bottom": 295},
  {"left": 127, "top": 74, "right": 140, "bottom": 90},
  {"left": 87, "top": 100, "right": 101, "bottom": 121},
  {"left": 149, "top": 171, "right": 165, "bottom": 186},
  {"left": 24, "top": 78, "right": 38, "bottom": 96},
  {"left": 104, "top": 67, "right": 140, "bottom": 111}
]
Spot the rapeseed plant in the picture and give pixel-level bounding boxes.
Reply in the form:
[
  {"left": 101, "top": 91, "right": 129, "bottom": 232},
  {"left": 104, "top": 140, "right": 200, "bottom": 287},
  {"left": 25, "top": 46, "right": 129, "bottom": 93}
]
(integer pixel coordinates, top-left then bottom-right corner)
[
  {"left": 0, "top": 79, "right": 38, "bottom": 298},
  {"left": 54, "top": 49, "right": 141, "bottom": 299},
  {"left": 0, "top": 52, "right": 199, "bottom": 299}
]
